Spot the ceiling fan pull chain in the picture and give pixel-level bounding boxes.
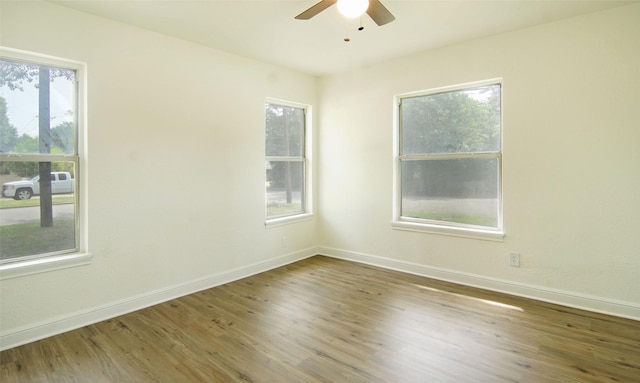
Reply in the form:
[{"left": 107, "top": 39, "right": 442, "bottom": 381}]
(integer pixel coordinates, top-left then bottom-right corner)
[{"left": 344, "top": 18, "right": 351, "bottom": 41}]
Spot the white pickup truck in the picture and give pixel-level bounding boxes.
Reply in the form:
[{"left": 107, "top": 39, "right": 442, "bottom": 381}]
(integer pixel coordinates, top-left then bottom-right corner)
[{"left": 1, "top": 172, "right": 75, "bottom": 200}]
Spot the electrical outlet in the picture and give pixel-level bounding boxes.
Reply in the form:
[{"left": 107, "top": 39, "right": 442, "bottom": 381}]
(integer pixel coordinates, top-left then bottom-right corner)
[{"left": 509, "top": 252, "right": 521, "bottom": 267}]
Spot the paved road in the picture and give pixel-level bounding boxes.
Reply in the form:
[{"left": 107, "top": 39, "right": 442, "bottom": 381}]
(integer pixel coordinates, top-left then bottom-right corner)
[
  {"left": 402, "top": 197, "right": 497, "bottom": 216},
  {"left": 0, "top": 204, "right": 75, "bottom": 226}
]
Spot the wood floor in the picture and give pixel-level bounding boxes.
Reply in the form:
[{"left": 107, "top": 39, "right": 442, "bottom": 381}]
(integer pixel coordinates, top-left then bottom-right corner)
[{"left": 1, "top": 256, "right": 639, "bottom": 382}]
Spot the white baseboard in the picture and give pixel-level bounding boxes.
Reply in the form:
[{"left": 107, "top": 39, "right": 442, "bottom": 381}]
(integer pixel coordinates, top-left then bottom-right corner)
[
  {"left": 3, "top": 246, "right": 637, "bottom": 351},
  {"left": 0, "top": 247, "right": 318, "bottom": 352},
  {"left": 318, "top": 246, "right": 640, "bottom": 322}
]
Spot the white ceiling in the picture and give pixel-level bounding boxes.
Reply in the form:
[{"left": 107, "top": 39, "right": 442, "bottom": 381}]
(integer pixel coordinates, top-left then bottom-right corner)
[{"left": 51, "top": 0, "right": 634, "bottom": 76}]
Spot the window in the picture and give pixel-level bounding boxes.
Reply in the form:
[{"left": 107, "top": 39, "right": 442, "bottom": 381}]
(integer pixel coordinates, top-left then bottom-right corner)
[
  {"left": 265, "top": 100, "right": 310, "bottom": 224},
  {"left": 0, "top": 47, "right": 89, "bottom": 276},
  {"left": 394, "top": 80, "right": 503, "bottom": 239}
]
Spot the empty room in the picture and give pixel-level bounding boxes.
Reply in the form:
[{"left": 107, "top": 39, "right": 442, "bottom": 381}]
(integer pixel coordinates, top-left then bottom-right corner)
[{"left": 1, "top": 0, "right": 639, "bottom": 382}]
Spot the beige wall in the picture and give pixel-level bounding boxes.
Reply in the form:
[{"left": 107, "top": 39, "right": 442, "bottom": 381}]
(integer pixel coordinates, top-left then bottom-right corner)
[
  {"left": 318, "top": 4, "right": 640, "bottom": 313},
  {"left": 0, "top": 1, "right": 318, "bottom": 346}
]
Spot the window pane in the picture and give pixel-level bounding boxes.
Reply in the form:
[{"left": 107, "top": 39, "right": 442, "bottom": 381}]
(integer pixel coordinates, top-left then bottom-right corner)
[
  {"left": 401, "top": 158, "right": 499, "bottom": 227},
  {"left": 0, "top": 59, "right": 76, "bottom": 155},
  {"left": 266, "top": 160, "right": 304, "bottom": 217},
  {"left": 401, "top": 84, "right": 500, "bottom": 155},
  {"left": 265, "top": 103, "right": 304, "bottom": 157},
  {"left": 0, "top": 161, "right": 76, "bottom": 262}
]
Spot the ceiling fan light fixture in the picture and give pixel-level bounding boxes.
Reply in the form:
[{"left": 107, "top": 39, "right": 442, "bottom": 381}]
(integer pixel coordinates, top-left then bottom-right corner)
[
  {"left": 337, "top": 0, "right": 369, "bottom": 19},
  {"left": 295, "top": 0, "right": 394, "bottom": 26}
]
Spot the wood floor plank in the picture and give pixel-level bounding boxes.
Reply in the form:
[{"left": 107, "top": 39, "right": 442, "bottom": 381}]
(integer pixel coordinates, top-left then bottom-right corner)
[{"left": 2, "top": 255, "right": 639, "bottom": 382}]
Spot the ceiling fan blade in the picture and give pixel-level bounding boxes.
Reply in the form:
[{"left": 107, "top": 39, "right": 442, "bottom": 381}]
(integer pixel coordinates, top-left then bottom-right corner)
[
  {"left": 366, "top": 0, "right": 395, "bottom": 26},
  {"left": 295, "top": 0, "right": 337, "bottom": 20}
]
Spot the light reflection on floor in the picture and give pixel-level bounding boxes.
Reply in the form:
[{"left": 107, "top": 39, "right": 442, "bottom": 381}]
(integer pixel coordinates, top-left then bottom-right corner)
[{"left": 414, "top": 283, "right": 524, "bottom": 312}]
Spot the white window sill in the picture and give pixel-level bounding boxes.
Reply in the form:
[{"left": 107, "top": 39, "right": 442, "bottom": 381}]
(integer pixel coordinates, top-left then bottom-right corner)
[
  {"left": 0, "top": 252, "right": 93, "bottom": 280},
  {"left": 265, "top": 213, "right": 314, "bottom": 228},
  {"left": 391, "top": 220, "right": 504, "bottom": 242}
]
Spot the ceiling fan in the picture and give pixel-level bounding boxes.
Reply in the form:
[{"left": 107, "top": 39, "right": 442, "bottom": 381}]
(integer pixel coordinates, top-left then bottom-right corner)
[{"left": 295, "top": 0, "right": 396, "bottom": 26}]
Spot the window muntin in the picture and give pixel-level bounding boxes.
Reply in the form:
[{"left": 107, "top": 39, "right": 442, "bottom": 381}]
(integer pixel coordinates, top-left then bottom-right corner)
[
  {"left": 265, "top": 102, "right": 307, "bottom": 219},
  {"left": 397, "top": 81, "right": 502, "bottom": 233},
  {"left": 0, "top": 52, "right": 81, "bottom": 264}
]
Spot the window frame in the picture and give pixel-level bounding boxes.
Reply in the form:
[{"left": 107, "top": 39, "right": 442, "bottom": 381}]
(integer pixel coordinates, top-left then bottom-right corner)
[
  {"left": 0, "top": 47, "right": 91, "bottom": 279},
  {"left": 264, "top": 98, "right": 313, "bottom": 227},
  {"left": 392, "top": 79, "right": 504, "bottom": 241}
]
